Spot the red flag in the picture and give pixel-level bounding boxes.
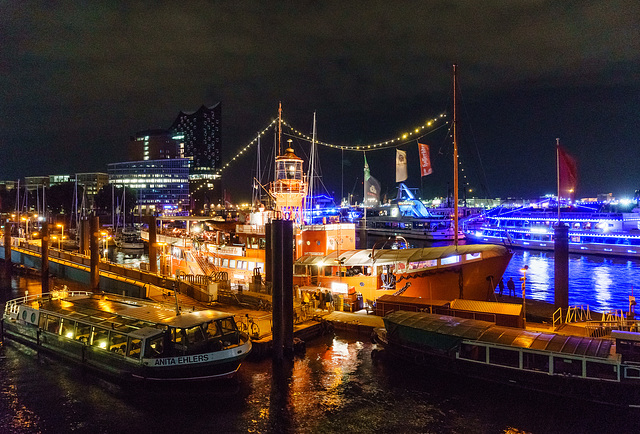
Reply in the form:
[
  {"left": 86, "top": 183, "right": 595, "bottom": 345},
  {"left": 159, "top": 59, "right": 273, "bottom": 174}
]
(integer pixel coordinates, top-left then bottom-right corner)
[
  {"left": 418, "top": 143, "right": 432, "bottom": 176},
  {"left": 558, "top": 146, "right": 578, "bottom": 201}
]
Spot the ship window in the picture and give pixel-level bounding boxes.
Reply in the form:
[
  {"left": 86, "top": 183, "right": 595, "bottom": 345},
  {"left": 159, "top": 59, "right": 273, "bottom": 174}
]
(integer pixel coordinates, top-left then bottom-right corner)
[
  {"left": 229, "top": 260, "right": 236, "bottom": 268},
  {"left": 46, "top": 315, "right": 61, "bottom": 334},
  {"left": 222, "top": 259, "right": 229, "bottom": 267},
  {"left": 553, "top": 357, "right": 582, "bottom": 376},
  {"left": 92, "top": 327, "right": 109, "bottom": 349},
  {"left": 171, "top": 328, "right": 185, "bottom": 345},
  {"left": 465, "top": 253, "right": 481, "bottom": 261},
  {"left": 220, "top": 318, "right": 236, "bottom": 333},
  {"left": 586, "top": 361, "right": 617, "bottom": 380},
  {"left": 109, "top": 332, "right": 128, "bottom": 354},
  {"left": 145, "top": 335, "right": 165, "bottom": 358},
  {"left": 39, "top": 313, "right": 48, "bottom": 329},
  {"left": 185, "top": 325, "right": 206, "bottom": 345},
  {"left": 489, "top": 348, "right": 519, "bottom": 367},
  {"left": 625, "top": 367, "right": 640, "bottom": 378},
  {"left": 459, "top": 343, "right": 486, "bottom": 362},
  {"left": 441, "top": 255, "right": 460, "bottom": 265},
  {"left": 60, "top": 319, "right": 76, "bottom": 339},
  {"left": 127, "top": 338, "right": 142, "bottom": 359},
  {"left": 523, "top": 352, "right": 549, "bottom": 372},
  {"left": 206, "top": 321, "right": 222, "bottom": 338},
  {"left": 75, "top": 322, "right": 91, "bottom": 343}
]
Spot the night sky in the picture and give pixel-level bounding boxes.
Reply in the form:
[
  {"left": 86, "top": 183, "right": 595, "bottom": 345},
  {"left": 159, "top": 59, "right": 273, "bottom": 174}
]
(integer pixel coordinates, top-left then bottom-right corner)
[{"left": 2, "top": 2, "right": 639, "bottom": 203}]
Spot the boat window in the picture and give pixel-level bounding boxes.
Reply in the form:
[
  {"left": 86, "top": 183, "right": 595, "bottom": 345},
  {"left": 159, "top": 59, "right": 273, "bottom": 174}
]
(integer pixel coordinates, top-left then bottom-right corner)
[
  {"left": 75, "top": 322, "right": 91, "bottom": 344},
  {"left": 109, "top": 332, "right": 128, "bottom": 354},
  {"left": 630, "top": 239, "right": 640, "bottom": 246},
  {"left": 145, "top": 335, "right": 165, "bottom": 358},
  {"left": 553, "top": 357, "right": 582, "bottom": 376},
  {"left": 523, "top": 352, "right": 549, "bottom": 372},
  {"left": 222, "top": 259, "right": 229, "bottom": 267},
  {"left": 91, "top": 327, "right": 110, "bottom": 349},
  {"left": 459, "top": 343, "right": 486, "bottom": 362},
  {"left": 465, "top": 253, "right": 481, "bottom": 261},
  {"left": 441, "top": 255, "right": 460, "bottom": 265},
  {"left": 206, "top": 321, "right": 222, "bottom": 338},
  {"left": 220, "top": 318, "right": 237, "bottom": 333},
  {"left": 257, "top": 263, "right": 264, "bottom": 272},
  {"left": 171, "top": 328, "right": 185, "bottom": 345},
  {"left": 625, "top": 367, "right": 640, "bottom": 378},
  {"left": 60, "top": 319, "right": 76, "bottom": 339},
  {"left": 229, "top": 260, "right": 236, "bottom": 269},
  {"left": 46, "top": 315, "right": 61, "bottom": 334},
  {"left": 489, "top": 348, "right": 519, "bottom": 368},
  {"left": 585, "top": 361, "right": 617, "bottom": 380},
  {"left": 324, "top": 267, "right": 332, "bottom": 276},
  {"left": 127, "top": 337, "right": 142, "bottom": 359},
  {"left": 185, "top": 326, "right": 206, "bottom": 345}
]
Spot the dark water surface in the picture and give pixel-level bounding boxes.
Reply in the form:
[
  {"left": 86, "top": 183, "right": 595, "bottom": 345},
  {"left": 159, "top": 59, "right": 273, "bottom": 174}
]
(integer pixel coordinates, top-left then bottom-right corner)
[
  {"left": 2, "top": 246, "right": 640, "bottom": 433},
  {"left": 1, "top": 324, "right": 637, "bottom": 434}
]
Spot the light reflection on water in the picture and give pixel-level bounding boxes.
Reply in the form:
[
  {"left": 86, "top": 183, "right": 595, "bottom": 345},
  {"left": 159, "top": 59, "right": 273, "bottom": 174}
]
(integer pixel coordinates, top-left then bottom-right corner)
[
  {"left": 503, "top": 250, "right": 640, "bottom": 312},
  {"left": 1, "top": 330, "right": 636, "bottom": 433}
]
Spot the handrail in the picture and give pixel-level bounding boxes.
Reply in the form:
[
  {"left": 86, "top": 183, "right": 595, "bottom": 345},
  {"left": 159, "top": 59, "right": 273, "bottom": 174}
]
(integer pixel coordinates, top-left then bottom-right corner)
[
  {"left": 4, "top": 289, "right": 93, "bottom": 315},
  {"left": 553, "top": 307, "right": 563, "bottom": 329}
]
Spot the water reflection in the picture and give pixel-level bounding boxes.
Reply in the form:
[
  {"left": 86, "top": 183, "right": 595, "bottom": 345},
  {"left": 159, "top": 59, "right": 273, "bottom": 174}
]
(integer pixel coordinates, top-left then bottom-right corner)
[{"left": 504, "top": 250, "right": 640, "bottom": 312}]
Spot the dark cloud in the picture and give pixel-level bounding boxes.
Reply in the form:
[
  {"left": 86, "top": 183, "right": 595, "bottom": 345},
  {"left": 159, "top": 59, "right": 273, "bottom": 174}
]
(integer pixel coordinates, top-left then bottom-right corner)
[{"left": 1, "top": 1, "right": 639, "bottom": 200}]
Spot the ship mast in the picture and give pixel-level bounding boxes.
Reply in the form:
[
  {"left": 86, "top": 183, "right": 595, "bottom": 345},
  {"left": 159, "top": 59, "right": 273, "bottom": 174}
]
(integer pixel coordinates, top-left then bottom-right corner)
[
  {"left": 453, "top": 64, "right": 459, "bottom": 248},
  {"left": 278, "top": 101, "right": 282, "bottom": 156}
]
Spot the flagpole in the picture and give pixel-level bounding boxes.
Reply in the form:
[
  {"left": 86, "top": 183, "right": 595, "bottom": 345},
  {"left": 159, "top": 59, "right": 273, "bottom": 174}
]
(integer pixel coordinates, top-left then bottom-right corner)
[
  {"left": 556, "top": 137, "right": 560, "bottom": 225},
  {"left": 453, "top": 64, "right": 459, "bottom": 249}
]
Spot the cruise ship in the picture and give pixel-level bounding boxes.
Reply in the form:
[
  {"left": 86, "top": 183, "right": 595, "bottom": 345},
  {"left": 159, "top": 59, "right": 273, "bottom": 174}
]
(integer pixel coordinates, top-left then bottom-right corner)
[{"left": 467, "top": 201, "right": 640, "bottom": 258}]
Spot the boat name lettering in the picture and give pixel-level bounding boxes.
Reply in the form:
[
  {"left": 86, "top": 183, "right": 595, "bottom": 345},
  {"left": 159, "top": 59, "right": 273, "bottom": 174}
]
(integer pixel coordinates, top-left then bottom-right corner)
[{"left": 153, "top": 354, "right": 210, "bottom": 366}]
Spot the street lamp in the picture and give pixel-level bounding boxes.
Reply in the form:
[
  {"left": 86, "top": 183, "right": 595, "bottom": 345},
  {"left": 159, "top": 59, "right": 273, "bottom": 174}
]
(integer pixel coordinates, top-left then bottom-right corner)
[
  {"left": 520, "top": 265, "right": 529, "bottom": 325},
  {"left": 57, "top": 223, "right": 64, "bottom": 250},
  {"left": 100, "top": 231, "right": 110, "bottom": 260}
]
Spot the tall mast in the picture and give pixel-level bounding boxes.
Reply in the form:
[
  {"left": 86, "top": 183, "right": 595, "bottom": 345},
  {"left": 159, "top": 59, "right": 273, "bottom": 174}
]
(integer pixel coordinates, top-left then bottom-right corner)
[
  {"left": 306, "top": 112, "right": 317, "bottom": 223},
  {"left": 453, "top": 64, "right": 459, "bottom": 248},
  {"left": 278, "top": 102, "right": 282, "bottom": 156},
  {"left": 556, "top": 137, "right": 561, "bottom": 224}
]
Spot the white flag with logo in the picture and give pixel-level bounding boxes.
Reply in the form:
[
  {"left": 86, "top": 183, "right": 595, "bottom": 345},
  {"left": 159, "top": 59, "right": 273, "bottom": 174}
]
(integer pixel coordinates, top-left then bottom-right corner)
[{"left": 396, "top": 149, "right": 408, "bottom": 183}]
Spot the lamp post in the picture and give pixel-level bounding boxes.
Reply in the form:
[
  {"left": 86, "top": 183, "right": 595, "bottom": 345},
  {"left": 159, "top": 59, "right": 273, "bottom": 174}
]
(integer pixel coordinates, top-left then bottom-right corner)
[
  {"left": 100, "top": 231, "right": 109, "bottom": 260},
  {"left": 57, "top": 223, "right": 64, "bottom": 250},
  {"left": 520, "top": 265, "right": 529, "bottom": 325}
]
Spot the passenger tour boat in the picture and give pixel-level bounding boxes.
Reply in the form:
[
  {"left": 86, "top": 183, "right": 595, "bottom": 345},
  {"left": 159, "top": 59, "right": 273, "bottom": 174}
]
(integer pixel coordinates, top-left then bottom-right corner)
[{"left": 1, "top": 290, "right": 251, "bottom": 382}]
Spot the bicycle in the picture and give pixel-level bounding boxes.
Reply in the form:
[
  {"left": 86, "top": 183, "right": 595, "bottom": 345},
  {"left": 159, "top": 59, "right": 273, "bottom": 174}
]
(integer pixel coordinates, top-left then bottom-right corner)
[
  {"left": 236, "top": 313, "right": 260, "bottom": 339},
  {"left": 293, "top": 303, "right": 311, "bottom": 324}
]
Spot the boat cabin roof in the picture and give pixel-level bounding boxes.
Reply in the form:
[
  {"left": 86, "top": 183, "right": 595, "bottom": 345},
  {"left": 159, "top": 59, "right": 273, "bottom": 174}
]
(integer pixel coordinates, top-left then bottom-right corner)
[
  {"left": 37, "top": 293, "right": 233, "bottom": 331},
  {"left": 384, "top": 311, "right": 613, "bottom": 359},
  {"left": 296, "top": 244, "right": 509, "bottom": 267}
]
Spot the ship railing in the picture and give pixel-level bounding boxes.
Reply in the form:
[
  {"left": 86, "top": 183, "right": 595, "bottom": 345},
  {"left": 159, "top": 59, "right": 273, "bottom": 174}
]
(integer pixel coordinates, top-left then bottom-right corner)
[
  {"left": 4, "top": 289, "right": 93, "bottom": 316},
  {"left": 565, "top": 305, "right": 592, "bottom": 323},
  {"left": 553, "top": 307, "right": 563, "bottom": 330}
]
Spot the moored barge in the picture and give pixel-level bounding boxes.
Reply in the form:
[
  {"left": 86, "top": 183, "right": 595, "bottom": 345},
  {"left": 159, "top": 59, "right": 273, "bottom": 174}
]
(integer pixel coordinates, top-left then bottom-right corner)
[
  {"left": 1, "top": 290, "right": 251, "bottom": 382},
  {"left": 372, "top": 311, "right": 640, "bottom": 408}
]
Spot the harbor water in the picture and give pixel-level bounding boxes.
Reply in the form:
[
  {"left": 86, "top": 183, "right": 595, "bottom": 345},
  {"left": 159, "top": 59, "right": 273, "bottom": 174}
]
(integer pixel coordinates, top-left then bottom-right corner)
[
  {"left": 0, "top": 294, "right": 638, "bottom": 433},
  {"left": 2, "top": 248, "right": 640, "bottom": 432}
]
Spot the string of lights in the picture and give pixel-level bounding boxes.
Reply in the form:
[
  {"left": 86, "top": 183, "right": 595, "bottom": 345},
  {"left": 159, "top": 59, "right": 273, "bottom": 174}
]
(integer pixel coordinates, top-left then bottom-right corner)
[
  {"left": 215, "top": 113, "right": 448, "bottom": 177},
  {"left": 282, "top": 113, "right": 447, "bottom": 151}
]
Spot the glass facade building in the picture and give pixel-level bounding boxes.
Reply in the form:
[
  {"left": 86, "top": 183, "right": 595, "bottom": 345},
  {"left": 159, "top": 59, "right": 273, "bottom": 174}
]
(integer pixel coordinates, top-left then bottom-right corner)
[{"left": 107, "top": 159, "right": 191, "bottom": 215}]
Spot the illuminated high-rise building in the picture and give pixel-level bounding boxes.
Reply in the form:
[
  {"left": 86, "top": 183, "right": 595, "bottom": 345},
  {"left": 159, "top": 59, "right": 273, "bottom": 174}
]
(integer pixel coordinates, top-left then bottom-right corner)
[{"left": 170, "top": 103, "right": 221, "bottom": 171}]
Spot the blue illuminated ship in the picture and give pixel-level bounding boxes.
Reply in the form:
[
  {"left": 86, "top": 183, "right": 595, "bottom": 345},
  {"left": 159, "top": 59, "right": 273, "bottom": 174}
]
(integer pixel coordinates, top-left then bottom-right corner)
[{"left": 466, "top": 199, "right": 640, "bottom": 258}]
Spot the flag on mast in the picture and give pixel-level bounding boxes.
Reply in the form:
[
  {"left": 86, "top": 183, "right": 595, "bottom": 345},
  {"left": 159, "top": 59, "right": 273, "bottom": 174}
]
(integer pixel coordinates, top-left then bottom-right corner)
[
  {"left": 364, "top": 154, "right": 381, "bottom": 207},
  {"left": 557, "top": 143, "right": 578, "bottom": 202},
  {"left": 396, "top": 149, "right": 408, "bottom": 182},
  {"left": 418, "top": 143, "right": 432, "bottom": 176}
]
